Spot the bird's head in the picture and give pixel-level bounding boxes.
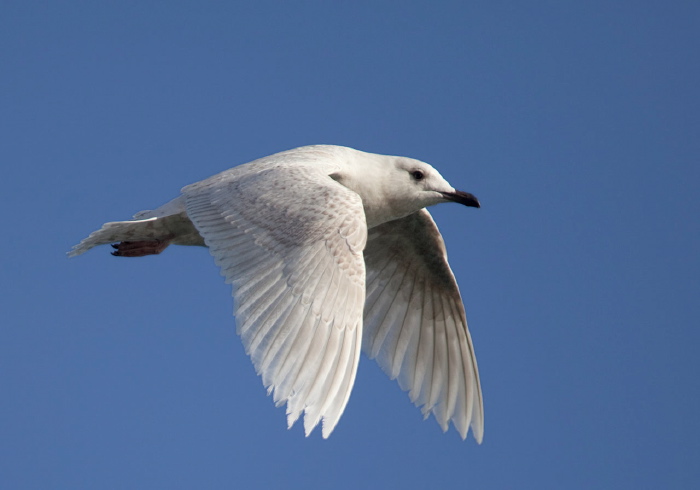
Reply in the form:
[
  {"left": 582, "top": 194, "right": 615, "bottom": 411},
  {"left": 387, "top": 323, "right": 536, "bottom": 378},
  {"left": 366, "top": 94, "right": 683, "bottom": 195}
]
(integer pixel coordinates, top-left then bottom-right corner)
[
  {"left": 330, "top": 148, "right": 480, "bottom": 227},
  {"left": 389, "top": 157, "right": 480, "bottom": 211}
]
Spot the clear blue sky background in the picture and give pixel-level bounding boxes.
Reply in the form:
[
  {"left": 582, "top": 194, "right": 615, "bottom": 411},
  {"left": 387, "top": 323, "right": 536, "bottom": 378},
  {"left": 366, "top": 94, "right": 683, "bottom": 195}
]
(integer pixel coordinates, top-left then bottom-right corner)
[{"left": 2, "top": 2, "right": 698, "bottom": 489}]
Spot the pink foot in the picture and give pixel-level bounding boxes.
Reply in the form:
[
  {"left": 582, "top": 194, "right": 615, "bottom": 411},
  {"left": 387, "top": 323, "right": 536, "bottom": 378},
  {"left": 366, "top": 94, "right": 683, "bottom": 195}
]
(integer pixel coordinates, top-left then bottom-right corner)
[{"left": 111, "top": 240, "right": 171, "bottom": 257}]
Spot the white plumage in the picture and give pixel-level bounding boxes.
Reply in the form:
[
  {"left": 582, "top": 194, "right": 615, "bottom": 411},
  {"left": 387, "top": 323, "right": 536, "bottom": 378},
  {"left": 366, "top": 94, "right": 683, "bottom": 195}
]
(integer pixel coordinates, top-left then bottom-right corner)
[{"left": 69, "top": 145, "right": 484, "bottom": 442}]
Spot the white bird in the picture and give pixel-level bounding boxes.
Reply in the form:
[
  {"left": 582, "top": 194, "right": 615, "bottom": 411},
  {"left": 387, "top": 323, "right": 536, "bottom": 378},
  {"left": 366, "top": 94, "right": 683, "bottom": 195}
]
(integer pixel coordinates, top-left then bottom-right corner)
[{"left": 69, "top": 145, "right": 484, "bottom": 442}]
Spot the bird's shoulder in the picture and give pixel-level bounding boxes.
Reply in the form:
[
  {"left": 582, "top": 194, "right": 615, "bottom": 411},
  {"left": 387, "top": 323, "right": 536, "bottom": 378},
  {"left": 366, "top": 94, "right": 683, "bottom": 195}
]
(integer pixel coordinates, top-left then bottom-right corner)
[{"left": 182, "top": 154, "right": 365, "bottom": 253}]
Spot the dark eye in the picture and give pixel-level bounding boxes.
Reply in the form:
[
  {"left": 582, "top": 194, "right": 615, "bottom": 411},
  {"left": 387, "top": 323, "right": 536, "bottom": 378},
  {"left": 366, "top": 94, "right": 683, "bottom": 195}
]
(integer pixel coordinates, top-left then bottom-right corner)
[{"left": 411, "top": 170, "right": 425, "bottom": 181}]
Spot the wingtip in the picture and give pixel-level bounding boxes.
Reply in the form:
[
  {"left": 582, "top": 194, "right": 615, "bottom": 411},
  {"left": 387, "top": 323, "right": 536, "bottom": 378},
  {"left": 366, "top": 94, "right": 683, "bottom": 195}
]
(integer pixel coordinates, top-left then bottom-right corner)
[
  {"left": 320, "top": 416, "right": 337, "bottom": 439},
  {"left": 304, "top": 419, "right": 318, "bottom": 438},
  {"left": 473, "top": 431, "right": 484, "bottom": 444},
  {"left": 286, "top": 409, "right": 302, "bottom": 430},
  {"left": 471, "top": 420, "right": 484, "bottom": 444}
]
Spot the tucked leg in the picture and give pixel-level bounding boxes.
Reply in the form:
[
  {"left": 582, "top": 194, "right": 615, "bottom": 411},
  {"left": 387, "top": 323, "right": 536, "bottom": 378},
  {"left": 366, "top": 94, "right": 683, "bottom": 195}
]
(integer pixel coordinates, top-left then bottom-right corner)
[{"left": 111, "top": 239, "right": 171, "bottom": 257}]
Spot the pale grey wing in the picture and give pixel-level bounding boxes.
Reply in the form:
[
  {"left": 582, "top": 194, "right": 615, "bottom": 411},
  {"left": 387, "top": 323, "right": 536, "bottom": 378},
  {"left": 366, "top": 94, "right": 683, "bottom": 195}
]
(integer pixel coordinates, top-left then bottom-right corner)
[
  {"left": 362, "top": 209, "right": 484, "bottom": 442},
  {"left": 183, "top": 167, "right": 367, "bottom": 438}
]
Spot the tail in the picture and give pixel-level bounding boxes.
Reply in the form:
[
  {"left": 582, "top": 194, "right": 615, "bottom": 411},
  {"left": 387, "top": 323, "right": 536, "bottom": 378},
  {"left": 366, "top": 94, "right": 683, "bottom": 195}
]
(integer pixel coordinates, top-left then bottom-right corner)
[
  {"left": 68, "top": 217, "right": 168, "bottom": 257},
  {"left": 69, "top": 196, "right": 203, "bottom": 257}
]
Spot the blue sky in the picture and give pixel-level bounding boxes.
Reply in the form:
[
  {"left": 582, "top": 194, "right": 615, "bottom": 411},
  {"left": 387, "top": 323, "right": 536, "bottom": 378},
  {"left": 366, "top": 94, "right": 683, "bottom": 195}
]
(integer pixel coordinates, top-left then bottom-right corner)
[{"left": 2, "top": 1, "right": 698, "bottom": 488}]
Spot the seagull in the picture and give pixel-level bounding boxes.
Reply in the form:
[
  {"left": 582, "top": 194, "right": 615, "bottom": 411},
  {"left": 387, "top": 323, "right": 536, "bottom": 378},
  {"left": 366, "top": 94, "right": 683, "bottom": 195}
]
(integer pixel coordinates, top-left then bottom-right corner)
[{"left": 69, "top": 145, "right": 484, "bottom": 442}]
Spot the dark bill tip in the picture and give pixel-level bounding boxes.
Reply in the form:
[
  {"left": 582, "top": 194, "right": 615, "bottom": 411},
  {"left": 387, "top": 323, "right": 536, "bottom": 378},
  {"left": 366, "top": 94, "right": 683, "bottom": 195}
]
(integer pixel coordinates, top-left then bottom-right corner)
[{"left": 441, "top": 190, "right": 481, "bottom": 208}]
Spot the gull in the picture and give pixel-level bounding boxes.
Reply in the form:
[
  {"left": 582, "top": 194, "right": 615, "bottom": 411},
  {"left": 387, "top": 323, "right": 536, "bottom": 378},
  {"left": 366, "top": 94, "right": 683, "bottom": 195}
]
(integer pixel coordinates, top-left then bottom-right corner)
[{"left": 69, "top": 145, "right": 484, "bottom": 442}]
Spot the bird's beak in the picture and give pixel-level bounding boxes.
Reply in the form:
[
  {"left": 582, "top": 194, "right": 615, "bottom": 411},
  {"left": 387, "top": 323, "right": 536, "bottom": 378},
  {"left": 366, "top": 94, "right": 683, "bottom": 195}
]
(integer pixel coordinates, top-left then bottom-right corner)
[{"left": 440, "top": 190, "right": 481, "bottom": 208}]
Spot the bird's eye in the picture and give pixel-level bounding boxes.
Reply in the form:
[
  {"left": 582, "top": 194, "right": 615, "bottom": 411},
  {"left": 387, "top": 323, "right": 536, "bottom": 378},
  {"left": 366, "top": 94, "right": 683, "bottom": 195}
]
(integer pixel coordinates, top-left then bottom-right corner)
[{"left": 411, "top": 170, "right": 425, "bottom": 181}]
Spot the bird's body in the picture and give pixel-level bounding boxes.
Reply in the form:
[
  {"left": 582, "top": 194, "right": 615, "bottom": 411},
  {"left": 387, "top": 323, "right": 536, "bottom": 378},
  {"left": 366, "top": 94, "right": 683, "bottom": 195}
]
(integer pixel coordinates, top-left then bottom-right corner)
[{"left": 70, "top": 145, "right": 484, "bottom": 442}]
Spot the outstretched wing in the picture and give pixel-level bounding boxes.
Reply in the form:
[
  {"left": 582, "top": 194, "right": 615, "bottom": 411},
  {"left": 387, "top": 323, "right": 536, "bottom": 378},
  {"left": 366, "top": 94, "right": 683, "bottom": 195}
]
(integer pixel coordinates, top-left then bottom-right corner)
[
  {"left": 183, "top": 166, "right": 367, "bottom": 438},
  {"left": 362, "top": 209, "right": 484, "bottom": 442}
]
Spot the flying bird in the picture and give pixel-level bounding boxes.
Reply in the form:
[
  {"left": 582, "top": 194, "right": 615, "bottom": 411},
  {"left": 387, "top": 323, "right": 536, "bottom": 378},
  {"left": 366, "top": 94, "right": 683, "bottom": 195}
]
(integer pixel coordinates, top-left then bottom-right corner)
[{"left": 69, "top": 145, "right": 484, "bottom": 442}]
